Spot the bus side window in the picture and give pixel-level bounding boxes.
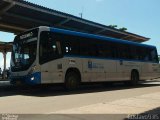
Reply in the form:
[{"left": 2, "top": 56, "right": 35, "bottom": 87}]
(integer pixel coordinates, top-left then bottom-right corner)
[
  {"left": 65, "top": 44, "right": 72, "bottom": 54},
  {"left": 97, "top": 43, "right": 106, "bottom": 58},
  {"left": 110, "top": 42, "right": 118, "bottom": 58},
  {"left": 129, "top": 46, "right": 139, "bottom": 60},
  {"left": 89, "top": 43, "right": 98, "bottom": 57},
  {"left": 136, "top": 47, "right": 143, "bottom": 61},
  {"left": 150, "top": 48, "right": 158, "bottom": 62},
  {"left": 80, "top": 42, "right": 89, "bottom": 56},
  {"left": 39, "top": 31, "right": 62, "bottom": 64},
  {"left": 64, "top": 35, "right": 80, "bottom": 55},
  {"left": 65, "top": 46, "right": 69, "bottom": 53},
  {"left": 80, "top": 38, "right": 90, "bottom": 56},
  {"left": 117, "top": 44, "right": 129, "bottom": 59}
]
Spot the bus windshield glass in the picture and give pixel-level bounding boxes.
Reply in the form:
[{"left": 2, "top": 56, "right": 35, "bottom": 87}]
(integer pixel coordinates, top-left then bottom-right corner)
[{"left": 11, "top": 29, "right": 38, "bottom": 71}]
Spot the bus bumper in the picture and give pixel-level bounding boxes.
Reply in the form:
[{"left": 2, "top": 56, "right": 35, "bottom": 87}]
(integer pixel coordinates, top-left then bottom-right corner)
[{"left": 10, "top": 72, "right": 41, "bottom": 85}]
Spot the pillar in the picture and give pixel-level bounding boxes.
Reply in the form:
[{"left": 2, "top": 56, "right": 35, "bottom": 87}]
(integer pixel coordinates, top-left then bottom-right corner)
[
  {"left": 3, "top": 51, "right": 7, "bottom": 71},
  {"left": 2, "top": 51, "right": 7, "bottom": 79}
]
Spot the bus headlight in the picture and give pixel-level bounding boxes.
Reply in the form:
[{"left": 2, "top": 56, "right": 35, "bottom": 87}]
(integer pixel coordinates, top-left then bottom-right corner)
[{"left": 31, "top": 77, "right": 35, "bottom": 81}]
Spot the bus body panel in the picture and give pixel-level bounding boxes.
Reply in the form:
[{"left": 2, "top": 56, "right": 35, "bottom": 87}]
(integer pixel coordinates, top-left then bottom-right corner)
[
  {"left": 63, "top": 57, "right": 83, "bottom": 83},
  {"left": 82, "top": 57, "right": 106, "bottom": 82},
  {"left": 140, "top": 62, "right": 160, "bottom": 80},
  {"left": 40, "top": 59, "right": 63, "bottom": 84},
  {"left": 117, "top": 60, "right": 140, "bottom": 81}
]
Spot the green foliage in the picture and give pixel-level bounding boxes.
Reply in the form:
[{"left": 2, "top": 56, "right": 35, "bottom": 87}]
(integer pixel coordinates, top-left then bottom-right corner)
[
  {"left": 108, "top": 25, "right": 118, "bottom": 29},
  {"left": 108, "top": 25, "right": 128, "bottom": 32},
  {"left": 119, "top": 27, "right": 127, "bottom": 31}
]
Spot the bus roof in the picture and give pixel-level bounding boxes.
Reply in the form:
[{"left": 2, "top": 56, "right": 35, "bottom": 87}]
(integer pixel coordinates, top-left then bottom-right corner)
[{"left": 50, "top": 27, "right": 156, "bottom": 49}]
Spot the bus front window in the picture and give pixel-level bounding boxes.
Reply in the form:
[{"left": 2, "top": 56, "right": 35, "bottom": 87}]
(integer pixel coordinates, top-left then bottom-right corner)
[
  {"left": 11, "top": 29, "right": 38, "bottom": 72},
  {"left": 13, "top": 41, "right": 36, "bottom": 65}
]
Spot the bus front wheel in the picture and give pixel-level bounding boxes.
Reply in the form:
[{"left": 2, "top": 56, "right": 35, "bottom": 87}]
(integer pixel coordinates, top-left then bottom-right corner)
[{"left": 65, "top": 72, "right": 80, "bottom": 90}]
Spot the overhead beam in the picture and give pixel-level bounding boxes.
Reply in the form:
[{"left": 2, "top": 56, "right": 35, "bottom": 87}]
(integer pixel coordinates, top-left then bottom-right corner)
[
  {"left": 15, "top": 1, "right": 67, "bottom": 19},
  {"left": 95, "top": 29, "right": 107, "bottom": 34},
  {"left": 0, "top": 23, "right": 27, "bottom": 32},
  {"left": 0, "top": 1, "right": 15, "bottom": 16},
  {"left": 121, "top": 35, "right": 143, "bottom": 42},
  {"left": 57, "top": 18, "right": 71, "bottom": 26},
  {"left": 0, "top": 27, "right": 20, "bottom": 34},
  {"left": 0, "top": 42, "right": 12, "bottom": 52},
  {"left": 121, "top": 35, "right": 131, "bottom": 40},
  {"left": 5, "top": 12, "right": 51, "bottom": 26}
]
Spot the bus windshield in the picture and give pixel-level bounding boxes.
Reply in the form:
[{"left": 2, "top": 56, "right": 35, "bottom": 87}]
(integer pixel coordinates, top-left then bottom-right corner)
[{"left": 11, "top": 29, "right": 38, "bottom": 71}]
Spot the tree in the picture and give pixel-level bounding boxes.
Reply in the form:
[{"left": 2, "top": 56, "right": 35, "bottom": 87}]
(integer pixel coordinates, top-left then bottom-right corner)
[
  {"left": 119, "top": 27, "right": 127, "bottom": 32},
  {"left": 108, "top": 25, "right": 118, "bottom": 29},
  {"left": 108, "top": 25, "right": 128, "bottom": 32}
]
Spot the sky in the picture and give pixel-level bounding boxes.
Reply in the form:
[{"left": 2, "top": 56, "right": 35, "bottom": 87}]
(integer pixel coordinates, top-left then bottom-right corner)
[{"left": 0, "top": 0, "right": 160, "bottom": 69}]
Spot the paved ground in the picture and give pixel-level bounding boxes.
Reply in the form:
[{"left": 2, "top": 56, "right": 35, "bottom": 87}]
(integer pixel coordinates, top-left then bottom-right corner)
[{"left": 0, "top": 79, "right": 160, "bottom": 120}]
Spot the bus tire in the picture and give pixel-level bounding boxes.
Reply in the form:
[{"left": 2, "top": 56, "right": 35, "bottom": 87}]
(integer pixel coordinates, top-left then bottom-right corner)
[
  {"left": 130, "top": 70, "right": 139, "bottom": 86},
  {"left": 65, "top": 71, "right": 80, "bottom": 90}
]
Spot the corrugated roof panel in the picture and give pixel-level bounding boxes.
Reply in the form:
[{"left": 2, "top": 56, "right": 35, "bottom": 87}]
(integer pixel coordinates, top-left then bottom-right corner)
[{"left": 0, "top": 0, "right": 150, "bottom": 42}]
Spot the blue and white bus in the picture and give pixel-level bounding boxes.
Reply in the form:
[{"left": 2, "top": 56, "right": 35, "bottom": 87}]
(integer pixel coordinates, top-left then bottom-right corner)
[{"left": 10, "top": 26, "right": 160, "bottom": 90}]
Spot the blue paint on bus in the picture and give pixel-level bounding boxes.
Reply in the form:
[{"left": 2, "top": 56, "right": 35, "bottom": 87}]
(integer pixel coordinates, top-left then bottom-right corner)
[
  {"left": 10, "top": 72, "right": 41, "bottom": 85},
  {"left": 50, "top": 27, "right": 156, "bottom": 48}
]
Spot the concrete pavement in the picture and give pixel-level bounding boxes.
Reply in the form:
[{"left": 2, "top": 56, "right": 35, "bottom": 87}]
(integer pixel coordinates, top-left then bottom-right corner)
[
  {"left": 0, "top": 79, "right": 160, "bottom": 120},
  {"left": 53, "top": 92, "right": 160, "bottom": 114}
]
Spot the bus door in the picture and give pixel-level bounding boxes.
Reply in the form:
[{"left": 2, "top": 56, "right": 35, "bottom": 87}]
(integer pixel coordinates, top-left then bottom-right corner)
[
  {"left": 40, "top": 59, "right": 63, "bottom": 84},
  {"left": 39, "top": 31, "right": 63, "bottom": 83}
]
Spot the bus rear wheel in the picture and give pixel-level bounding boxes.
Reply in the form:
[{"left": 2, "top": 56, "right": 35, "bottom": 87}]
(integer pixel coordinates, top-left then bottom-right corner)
[
  {"left": 130, "top": 71, "right": 139, "bottom": 85},
  {"left": 65, "top": 72, "right": 80, "bottom": 90}
]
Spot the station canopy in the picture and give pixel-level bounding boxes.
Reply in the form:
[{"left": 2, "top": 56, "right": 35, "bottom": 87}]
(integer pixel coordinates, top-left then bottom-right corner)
[
  {"left": 0, "top": 0, "right": 149, "bottom": 42},
  {"left": 0, "top": 41, "right": 12, "bottom": 52}
]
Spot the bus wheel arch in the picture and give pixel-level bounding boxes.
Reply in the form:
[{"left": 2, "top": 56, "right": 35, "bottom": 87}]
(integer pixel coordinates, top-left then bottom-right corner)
[
  {"left": 64, "top": 68, "right": 81, "bottom": 90},
  {"left": 130, "top": 69, "right": 139, "bottom": 85}
]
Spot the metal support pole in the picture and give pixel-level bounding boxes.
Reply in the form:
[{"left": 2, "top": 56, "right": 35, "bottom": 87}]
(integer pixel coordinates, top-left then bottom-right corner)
[
  {"left": 3, "top": 52, "right": 7, "bottom": 71},
  {"left": 2, "top": 51, "right": 7, "bottom": 79}
]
